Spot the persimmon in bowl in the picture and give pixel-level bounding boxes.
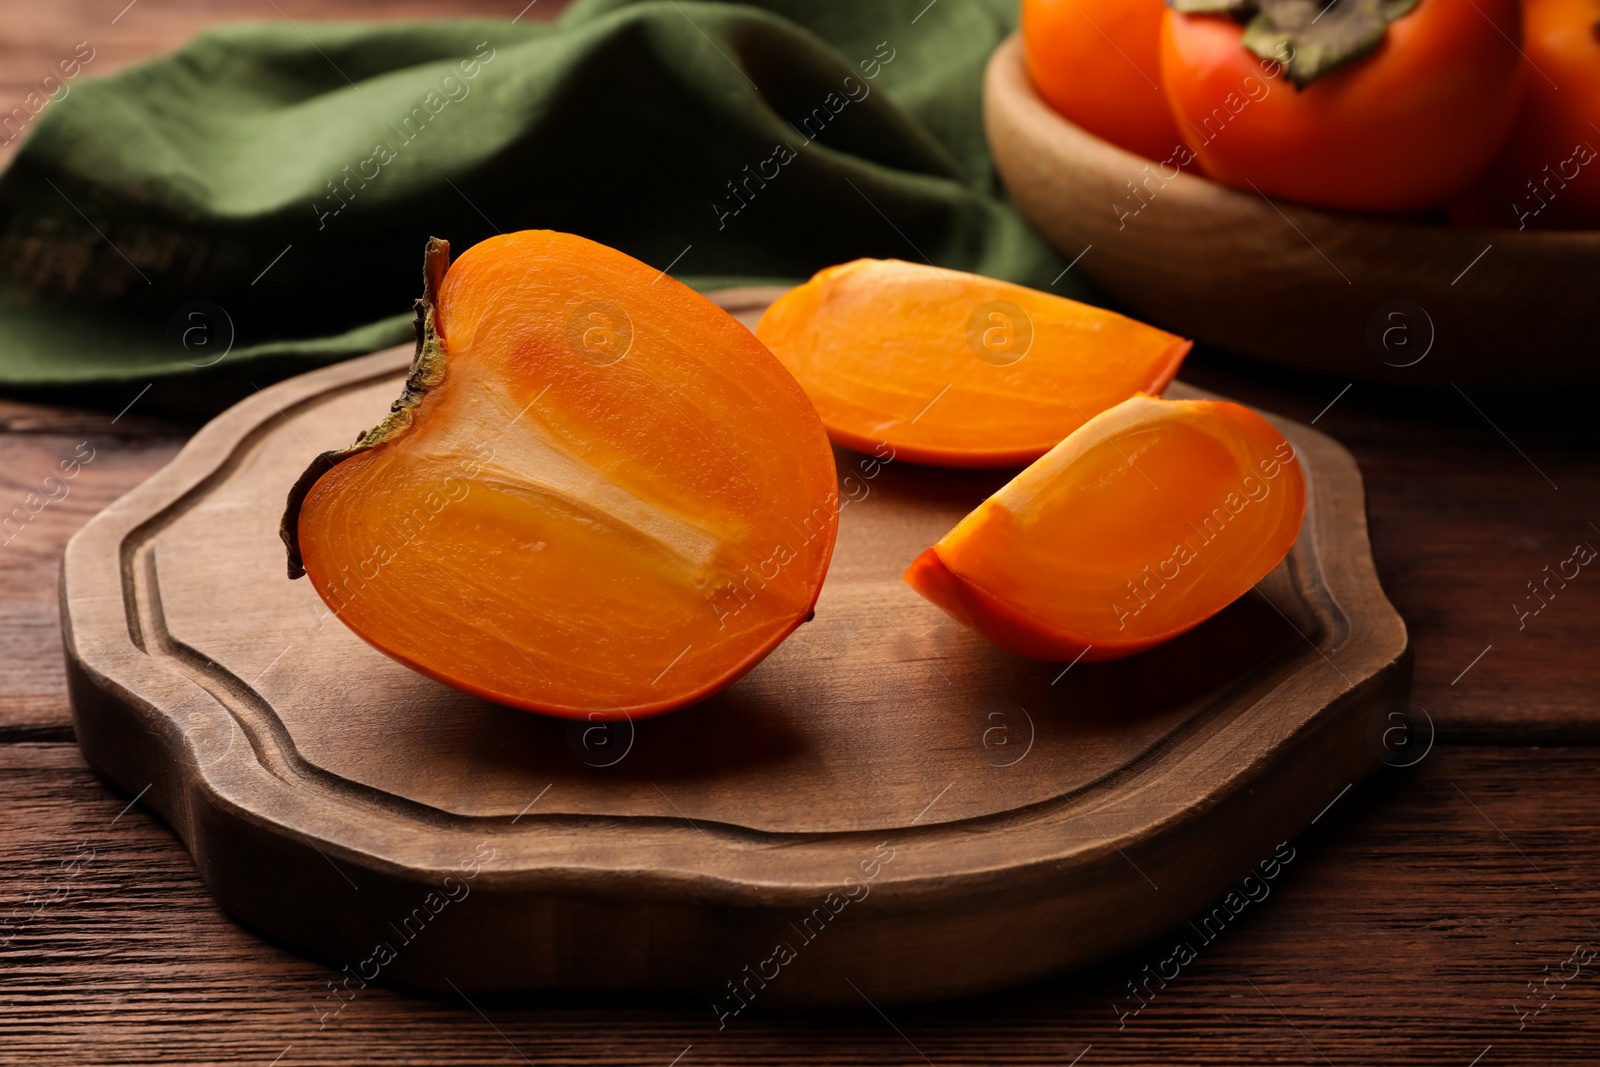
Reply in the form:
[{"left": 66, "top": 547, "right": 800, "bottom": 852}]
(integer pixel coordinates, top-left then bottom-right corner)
[{"left": 985, "top": 31, "right": 1600, "bottom": 389}]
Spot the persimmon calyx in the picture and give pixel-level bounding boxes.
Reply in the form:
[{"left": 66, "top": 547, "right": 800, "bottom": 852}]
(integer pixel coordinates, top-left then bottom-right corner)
[
  {"left": 1171, "top": 0, "right": 1421, "bottom": 88},
  {"left": 280, "top": 236, "right": 452, "bottom": 579}
]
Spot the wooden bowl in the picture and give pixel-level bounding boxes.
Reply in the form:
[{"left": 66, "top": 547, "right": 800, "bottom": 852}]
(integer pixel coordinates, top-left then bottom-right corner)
[{"left": 984, "top": 34, "right": 1600, "bottom": 389}]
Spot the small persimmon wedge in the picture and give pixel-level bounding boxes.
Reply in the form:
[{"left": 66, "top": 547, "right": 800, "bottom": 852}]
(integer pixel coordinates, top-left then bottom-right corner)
[
  {"left": 904, "top": 394, "right": 1305, "bottom": 662},
  {"left": 282, "top": 232, "right": 838, "bottom": 720},
  {"left": 755, "top": 259, "right": 1192, "bottom": 468}
]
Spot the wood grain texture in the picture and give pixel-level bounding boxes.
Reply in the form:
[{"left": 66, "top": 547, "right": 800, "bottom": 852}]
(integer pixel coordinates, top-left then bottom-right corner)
[
  {"left": 0, "top": 1, "right": 1593, "bottom": 1061},
  {"left": 57, "top": 288, "right": 1407, "bottom": 1005},
  {"left": 0, "top": 431, "right": 182, "bottom": 736},
  {"left": 983, "top": 34, "right": 1600, "bottom": 389},
  {"left": 5, "top": 739, "right": 1599, "bottom": 1065}
]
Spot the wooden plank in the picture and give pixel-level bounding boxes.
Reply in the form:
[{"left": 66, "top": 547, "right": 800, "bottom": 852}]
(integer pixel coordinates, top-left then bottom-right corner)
[
  {"left": 0, "top": 396, "right": 187, "bottom": 437},
  {"left": 3, "top": 740, "right": 1596, "bottom": 1064},
  {"left": 0, "top": 433, "right": 181, "bottom": 733},
  {"left": 0, "top": 0, "right": 1581, "bottom": 1059}
]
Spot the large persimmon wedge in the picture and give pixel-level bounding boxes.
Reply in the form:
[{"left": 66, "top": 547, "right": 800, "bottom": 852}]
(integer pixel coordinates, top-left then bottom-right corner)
[
  {"left": 755, "top": 259, "right": 1192, "bottom": 468},
  {"left": 281, "top": 232, "right": 839, "bottom": 719},
  {"left": 904, "top": 394, "right": 1305, "bottom": 662}
]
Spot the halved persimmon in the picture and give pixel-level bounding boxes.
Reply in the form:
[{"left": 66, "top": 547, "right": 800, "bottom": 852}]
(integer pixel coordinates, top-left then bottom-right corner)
[
  {"left": 904, "top": 394, "right": 1305, "bottom": 661},
  {"left": 282, "top": 232, "right": 838, "bottom": 719},
  {"left": 755, "top": 259, "right": 1191, "bottom": 468}
]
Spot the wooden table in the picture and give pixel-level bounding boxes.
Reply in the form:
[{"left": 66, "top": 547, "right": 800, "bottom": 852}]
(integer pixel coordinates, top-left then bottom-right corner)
[{"left": 3, "top": 4, "right": 1598, "bottom": 1065}]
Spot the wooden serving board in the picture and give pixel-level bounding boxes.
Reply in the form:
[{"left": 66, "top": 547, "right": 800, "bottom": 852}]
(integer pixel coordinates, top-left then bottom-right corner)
[{"left": 62, "top": 289, "right": 1409, "bottom": 1009}]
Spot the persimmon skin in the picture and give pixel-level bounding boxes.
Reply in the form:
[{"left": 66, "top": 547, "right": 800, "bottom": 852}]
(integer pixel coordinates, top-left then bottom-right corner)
[
  {"left": 294, "top": 232, "right": 838, "bottom": 720},
  {"left": 1453, "top": 0, "right": 1600, "bottom": 230},
  {"left": 1022, "top": 0, "right": 1184, "bottom": 162},
  {"left": 905, "top": 394, "right": 1306, "bottom": 662},
  {"left": 755, "top": 259, "right": 1191, "bottom": 469},
  {"left": 1159, "top": 1, "right": 1525, "bottom": 212}
]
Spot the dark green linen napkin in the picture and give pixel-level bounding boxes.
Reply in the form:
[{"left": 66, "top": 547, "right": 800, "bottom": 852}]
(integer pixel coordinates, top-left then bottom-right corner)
[{"left": 0, "top": 0, "right": 1073, "bottom": 413}]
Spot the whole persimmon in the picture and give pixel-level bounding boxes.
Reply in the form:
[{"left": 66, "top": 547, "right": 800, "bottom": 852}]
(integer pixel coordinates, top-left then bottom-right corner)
[
  {"left": 1160, "top": 0, "right": 1525, "bottom": 212},
  {"left": 1022, "top": 0, "right": 1185, "bottom": 162},
  {"left": 1453, "top": 0, "right": 1600, "bottom": 230},
  {"left": 283, "top": 233, "right": 838, "bottom": 720}
]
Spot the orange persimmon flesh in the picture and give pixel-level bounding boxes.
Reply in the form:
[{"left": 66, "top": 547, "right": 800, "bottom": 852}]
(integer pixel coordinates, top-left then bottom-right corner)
[
  {"left": 905, "top": 394, "right": 1305, "bottom": 662},
  {"left": 290, "top": 232, "right": 838, "bottom": 719},
  {"left": 755, "top": 259, "right": 1192, "bottom": 468}
]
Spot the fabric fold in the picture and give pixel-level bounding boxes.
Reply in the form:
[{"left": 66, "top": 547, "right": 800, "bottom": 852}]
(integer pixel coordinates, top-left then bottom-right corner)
[{"left": 0, "top": 0, "right": 1075, "bottom": 411}]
